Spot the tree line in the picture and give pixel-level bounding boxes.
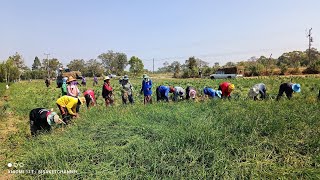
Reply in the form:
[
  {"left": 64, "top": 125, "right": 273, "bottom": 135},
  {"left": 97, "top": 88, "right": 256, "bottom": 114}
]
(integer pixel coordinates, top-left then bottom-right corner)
[
  {"left": 158, "top": 48, "right": 320, "bottom": 78},
  {"left": 1, "top": 48, "right": 320, "bottom": 83},
  {"left": 0, "top": 50, "right": 146, "bottom": 83}
]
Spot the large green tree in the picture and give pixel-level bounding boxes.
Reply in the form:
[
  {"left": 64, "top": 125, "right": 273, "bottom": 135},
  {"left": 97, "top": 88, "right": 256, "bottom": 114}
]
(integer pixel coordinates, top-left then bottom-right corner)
[
  {"left": 42, "top": 58, "right": 62, "bottom": 78},
  {"left": 128, "top": 56, "right": 144, "bottom": 76},
  {"left": 98, "top": 50, "right": 128, "bottom": 75},
  {"left": 0, "top": 59, "right": 20, "bottom": 83},
  {"left": 7, "top": 52, "right": 28, "bottom": 80},
  {"left": 86, "top": 59, "right": 104, "bottom": 77},
  {"left": 183, "top": 57, "right": 198, "bottom": 78},
  {"left": 67, "top": 59, "right": 87, "bottom": 72},
  {"left": 32, "top": 56, "right": 41, "bottom": 70}
]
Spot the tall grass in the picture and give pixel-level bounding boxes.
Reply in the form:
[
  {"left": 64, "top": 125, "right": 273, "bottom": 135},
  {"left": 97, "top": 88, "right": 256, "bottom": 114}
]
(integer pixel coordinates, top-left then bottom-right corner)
[{"left": 2, "top": 77, "right": 320, "bottom": 179}]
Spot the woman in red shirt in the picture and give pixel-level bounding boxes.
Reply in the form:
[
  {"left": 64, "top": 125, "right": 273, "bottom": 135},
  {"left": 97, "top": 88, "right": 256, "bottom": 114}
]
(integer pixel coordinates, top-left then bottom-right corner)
[{"left": 218, "top": 82, "right": 235, "bottom": 99}]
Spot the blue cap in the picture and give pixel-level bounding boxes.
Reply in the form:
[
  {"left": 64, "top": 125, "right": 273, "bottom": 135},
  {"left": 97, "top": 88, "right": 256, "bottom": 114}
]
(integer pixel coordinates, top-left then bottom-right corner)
[{"left": 292, "top": 83, "right": 301, "bottom": 93}]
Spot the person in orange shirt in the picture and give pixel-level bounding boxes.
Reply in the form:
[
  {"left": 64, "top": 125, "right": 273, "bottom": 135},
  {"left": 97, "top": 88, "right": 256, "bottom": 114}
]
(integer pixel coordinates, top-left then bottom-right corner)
[{"left": 218, "top": 82, "right": 235, "bottom": 99}]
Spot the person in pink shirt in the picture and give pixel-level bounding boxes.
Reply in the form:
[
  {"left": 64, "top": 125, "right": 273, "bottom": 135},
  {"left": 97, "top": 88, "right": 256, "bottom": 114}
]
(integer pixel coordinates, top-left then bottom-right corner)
[
  {"left": 67, "top": 76, "right": 80, "bottom": 98},
  {"left": 83, "top": 89, "right": 96, "bottom": 109},
  {"left": 67, "top": 76, "right": 80, "bottom": 112}
]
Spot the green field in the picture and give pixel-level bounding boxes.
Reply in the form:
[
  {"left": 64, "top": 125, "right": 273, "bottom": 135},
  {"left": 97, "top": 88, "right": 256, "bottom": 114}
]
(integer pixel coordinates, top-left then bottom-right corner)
[{"left": 1, "top": 76, "right": 320, "bottom": 179}]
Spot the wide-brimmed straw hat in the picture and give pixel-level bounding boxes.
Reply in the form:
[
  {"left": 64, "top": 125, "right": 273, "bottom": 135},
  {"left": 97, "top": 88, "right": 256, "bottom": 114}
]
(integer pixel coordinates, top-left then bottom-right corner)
[
  {"left": 67, "top": 76, "right": 76, "bottom": 83},
  {"left": 47, "top": 112, "right": 65, "bottom": 125},
  {"left": 104, "top": 76, "right": 110, "bottom": 80},
  {"left": 292, "top": 83, "right": 301, "bottom": 93}
]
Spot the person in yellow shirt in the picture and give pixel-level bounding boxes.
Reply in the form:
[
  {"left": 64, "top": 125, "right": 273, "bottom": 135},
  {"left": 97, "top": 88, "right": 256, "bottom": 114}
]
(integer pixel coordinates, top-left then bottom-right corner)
[{"left": 56, "top": 96, "right": 85, "bottom": 124}]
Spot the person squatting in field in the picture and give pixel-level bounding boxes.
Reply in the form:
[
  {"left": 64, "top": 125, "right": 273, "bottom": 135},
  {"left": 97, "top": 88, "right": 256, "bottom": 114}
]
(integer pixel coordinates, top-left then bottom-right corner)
[
  {"left": 156, "top": 85, "right": 171, "bottom": 102},
  {"left": 218, "top": 82, "right": 235, "bottom": 99},
  {"left": 67, "top": 76, "right": 81, "bottom": 112},
  {"left": 83, "top": 89, "right": 96, "bottom": 109},
  {"left": 276, "top": 83, "right": 301, "bottom": 100},
  {"left": 248, "top": 83, "right": 267, "bottom": 100},
  {"left": 186, "top": 86, "right": 197, "bottom": 100},
  {"left": 119, "top": 75, "right": 134, "bottom": 104},
  {"left": 56, "top": 96, "right": 85, "bottom": 124},
  {"left": 141, "top": 74, "right": 152, "bottom": 104},
  {"left": 171, "top": 86, "right": 186, "bottom": 101},
  {"left": 102, "top": 76, "right": 114, "bottom": 107},
  {"left": 29, "top": 108, "right": 65, "bottom": 136},
  {"left": 203, "top": 87, "right": 222, "bottom": 98},
  {"left": 45, "top": 78, "right": 50, "bottom": 88}
]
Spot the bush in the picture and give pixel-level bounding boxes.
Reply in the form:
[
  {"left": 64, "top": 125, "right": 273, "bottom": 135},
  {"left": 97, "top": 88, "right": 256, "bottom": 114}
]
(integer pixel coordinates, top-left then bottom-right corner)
[{"left": 302, "top": 63, "right": 320, "bottom": 74}]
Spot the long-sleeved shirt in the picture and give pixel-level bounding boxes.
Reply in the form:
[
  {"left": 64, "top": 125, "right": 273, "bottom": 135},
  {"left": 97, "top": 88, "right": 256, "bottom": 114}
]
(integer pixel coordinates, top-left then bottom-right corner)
[
  {"left": 56, "top": 96, "right": 78, "bottom": 115},
  {"left": 121, "top": 81, "right": 133, "bottom": 95},
  {"left": 83, "top": 89, "right": 96, "bottom": 104},
  {"left": 102, "top": 82, "right": 113, "bottom": 98},
  {"left": 276, "top": 83, "right": 294, "bottom": 100},
  {"left": 219, "top": 82, "right": 232, "bottom": 97},
  {"left": 29, "top": 108, "right": 51, "bottom": 125},
  {"left": 251, "top": 83, "right": 266, "bottom": 99},
  {"left": 61, "top": 82, "right": 67, "bottom": 96},
  {"left": 67, "top": 84, "right": 80, "bottom": 97},
  {"left": 203, "top": 87, "right": 218, "bottom": 98},
  {"left": 158, "top": 86, "right": 170, "bottom": 98},
  {"left": 141, "top": 79, "right": 152, "bottom": 96},
  {"left": 173, "top": 87, "right": 185, "bottom": 101}
]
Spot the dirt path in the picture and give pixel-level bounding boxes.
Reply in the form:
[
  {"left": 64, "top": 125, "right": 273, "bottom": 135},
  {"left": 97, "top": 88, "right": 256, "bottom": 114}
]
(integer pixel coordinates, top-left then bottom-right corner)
[{"left": 0, "top": 93, "right": 18, "bottom": 180}]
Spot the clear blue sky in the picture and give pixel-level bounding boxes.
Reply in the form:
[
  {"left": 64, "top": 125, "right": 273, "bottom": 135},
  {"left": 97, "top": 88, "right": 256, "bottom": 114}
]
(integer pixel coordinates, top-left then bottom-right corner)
[{"left": 0, "top": 0, "right": 319, "bottom": 70}]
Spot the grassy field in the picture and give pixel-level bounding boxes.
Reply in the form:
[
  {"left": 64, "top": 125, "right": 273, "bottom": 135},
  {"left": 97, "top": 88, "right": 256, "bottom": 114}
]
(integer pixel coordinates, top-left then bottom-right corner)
[{"left": 1, "top": 76, "right": 320, "bottom": 179}]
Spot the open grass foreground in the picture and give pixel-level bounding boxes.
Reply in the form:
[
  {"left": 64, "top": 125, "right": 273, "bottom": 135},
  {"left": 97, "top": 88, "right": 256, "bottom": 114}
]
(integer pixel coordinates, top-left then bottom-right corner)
[{"left": 1, "top": 77, "right": 320, "bottom": 179}]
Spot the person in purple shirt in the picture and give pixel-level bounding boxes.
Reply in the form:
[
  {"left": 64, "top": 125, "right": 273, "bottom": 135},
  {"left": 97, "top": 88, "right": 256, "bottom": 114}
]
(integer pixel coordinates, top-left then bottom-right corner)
[
  {"left": 81, "top": 76, "right": 86, "bottom": 86},
  {"left": 93, "top": 75, "right": 98, "bottom": 86},
  {"left": 156, "top": 85, "right": 170, "bottom": 102},
  {"left": 141, "top": 74, "right": 153, "bottom": 104}
]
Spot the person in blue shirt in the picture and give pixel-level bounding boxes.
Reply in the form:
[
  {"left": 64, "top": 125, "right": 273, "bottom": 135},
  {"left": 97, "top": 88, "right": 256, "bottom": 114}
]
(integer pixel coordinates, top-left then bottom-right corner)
[
  {"left": 203, "top": 87, "right": 222, "bottom": 98},
  {"left": 141, "top": 74, "right": 153, "bottom": 104},
  {"left": 248, "top": 83, "right": 267, "bottom": 100},
  {"left": 156, "top": 85, "right": 171, "bottom": 102}
]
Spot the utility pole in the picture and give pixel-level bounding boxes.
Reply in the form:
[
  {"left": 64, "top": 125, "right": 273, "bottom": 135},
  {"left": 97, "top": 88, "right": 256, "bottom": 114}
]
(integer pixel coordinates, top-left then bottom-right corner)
[
  {"left": 268, "top": 53, "right": 272, "bottom": 76},
  {"left": 307, "top": 28, "right": 313, "bottom": 64},
  {"left": 44, "top": 53, "right": 50, "bottom": 78},
  {"left": 153, "top": 58, "right": 154, "bottom": 74}
]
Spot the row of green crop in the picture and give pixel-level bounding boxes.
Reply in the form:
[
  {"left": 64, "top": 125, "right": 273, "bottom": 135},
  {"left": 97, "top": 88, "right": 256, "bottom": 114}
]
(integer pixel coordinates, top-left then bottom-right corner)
[{"left": 15, "top": 99, "right": 320, "bottom": 179}]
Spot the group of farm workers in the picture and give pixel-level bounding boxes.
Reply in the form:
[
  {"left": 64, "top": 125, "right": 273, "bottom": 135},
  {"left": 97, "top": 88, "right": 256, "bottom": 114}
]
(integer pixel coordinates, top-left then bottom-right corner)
[{"left": 30, "top": 74, "right": 302, "bottom": 136}]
